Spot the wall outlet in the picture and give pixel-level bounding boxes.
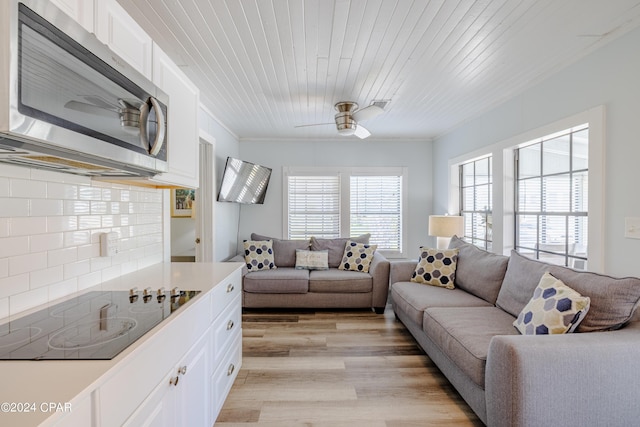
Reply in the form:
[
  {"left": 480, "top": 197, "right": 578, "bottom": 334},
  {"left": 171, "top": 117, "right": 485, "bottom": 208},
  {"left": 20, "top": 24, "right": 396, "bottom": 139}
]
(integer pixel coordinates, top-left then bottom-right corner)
[
  {"left": 624, "top": 217, "right": 640, "bottom": 239},
  {"left": 100, "top": 232, "right": 118, "bottom": 256}
]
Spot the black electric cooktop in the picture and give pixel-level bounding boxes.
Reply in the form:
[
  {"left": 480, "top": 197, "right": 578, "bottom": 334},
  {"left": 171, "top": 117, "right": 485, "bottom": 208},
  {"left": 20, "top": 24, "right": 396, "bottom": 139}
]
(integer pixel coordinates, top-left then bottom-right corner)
[{"left": 0, "top": 288, "right": 200, "bottom": 360}]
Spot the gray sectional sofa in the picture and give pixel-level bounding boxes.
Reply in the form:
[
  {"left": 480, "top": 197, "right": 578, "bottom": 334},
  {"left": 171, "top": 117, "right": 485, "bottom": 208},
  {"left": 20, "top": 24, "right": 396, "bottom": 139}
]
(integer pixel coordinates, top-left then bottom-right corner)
[
  {"left": 233, "top": 233, "right": 391, "bottom": 313},
  {"left": 391, "top": 236, "right": 640, "bottom": 426}
]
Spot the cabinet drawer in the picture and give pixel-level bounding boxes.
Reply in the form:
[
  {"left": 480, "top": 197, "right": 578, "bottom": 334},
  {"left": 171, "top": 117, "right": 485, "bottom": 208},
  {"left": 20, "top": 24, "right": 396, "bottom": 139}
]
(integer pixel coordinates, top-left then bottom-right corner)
[
  {"left": 211, "top": 269, "right": 241, "bottom": 320},
  {"left": 211, "top": 333, "right": 242, "bottom": 422},
  {"left": 211, "top": 295, "right": 241, "bottom": 371}
]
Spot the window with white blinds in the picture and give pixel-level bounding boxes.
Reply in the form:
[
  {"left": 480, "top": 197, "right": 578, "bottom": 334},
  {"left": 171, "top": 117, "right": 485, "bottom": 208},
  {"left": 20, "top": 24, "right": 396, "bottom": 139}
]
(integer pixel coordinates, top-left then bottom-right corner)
[
  {"left": 287, "top": 175, "right": 340, "bottom": 239},
  {"left": 515, "top": 125, "right": 589, "bottom": 269},
  {"left": 284, "top": 167, "right": 406, "bottom": 256},
  {"left": 350, "top": 175, "right": 402, "bottom": 251}
]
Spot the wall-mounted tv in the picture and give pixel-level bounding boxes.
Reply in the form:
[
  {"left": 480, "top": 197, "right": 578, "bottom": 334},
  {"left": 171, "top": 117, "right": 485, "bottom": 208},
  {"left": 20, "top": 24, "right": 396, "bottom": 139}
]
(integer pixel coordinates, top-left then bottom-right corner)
[{"left": 217, "top": 157, "right": 272, "bottom": 204}]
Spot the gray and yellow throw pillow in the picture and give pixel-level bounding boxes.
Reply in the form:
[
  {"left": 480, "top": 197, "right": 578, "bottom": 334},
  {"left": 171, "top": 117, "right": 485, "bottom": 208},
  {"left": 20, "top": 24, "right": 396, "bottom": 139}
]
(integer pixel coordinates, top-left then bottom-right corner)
[
  {"left": 411, "top": 247, "right": 459, "bottom": 289},
  {"left": 513, "top": 272, "right": 590, "bottom": 335},
  {"left": 295, "top": 249, "right": 329, "bottom": 270},
  {"left": 338, "top": 240, "right": 377, "bottom": 273},
  {"left": 243, "top": 240, "right": 276, "bottom": 271}
]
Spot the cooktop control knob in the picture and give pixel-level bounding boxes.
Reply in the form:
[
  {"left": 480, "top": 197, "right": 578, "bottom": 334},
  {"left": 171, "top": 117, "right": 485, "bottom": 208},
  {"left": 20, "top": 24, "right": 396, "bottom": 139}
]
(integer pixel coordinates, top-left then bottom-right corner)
[
  {"left": 143, "top": 287, "right": 152, "bottom": 297},
  {"left": 170, "top": 287, "right": 180, "bottom": 298},
  {"left": 157, "top": 287, "right": 166, "bottom": 303},
  {"left": 129, "top": 287, "right": 139, "bottom": 303}
]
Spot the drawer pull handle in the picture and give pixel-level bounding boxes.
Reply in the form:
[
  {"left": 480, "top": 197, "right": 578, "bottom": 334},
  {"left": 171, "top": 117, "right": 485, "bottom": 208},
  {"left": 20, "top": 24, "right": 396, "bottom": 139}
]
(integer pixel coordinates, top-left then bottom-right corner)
[
  {"left": 226, "top": 283, "right": 234, "bottom": 293},
  {"left": 227, "top": 363, "right": 235, "bottom": 376},
  {"left": 226, "top": 320, "right": 234, "bottom": 330},
  {"left": 178, "top": 365, "right": 187, "bottom": 375},
  {"left": 170, "top": 376, "right": 179, "bottom": 386}
]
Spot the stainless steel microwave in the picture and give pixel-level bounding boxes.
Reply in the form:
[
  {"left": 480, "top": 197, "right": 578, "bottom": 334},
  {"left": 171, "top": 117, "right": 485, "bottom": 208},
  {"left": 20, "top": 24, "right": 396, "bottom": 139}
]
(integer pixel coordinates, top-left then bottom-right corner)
[{"left": 0, "top": 0, "right": 168, "bottom": 177}]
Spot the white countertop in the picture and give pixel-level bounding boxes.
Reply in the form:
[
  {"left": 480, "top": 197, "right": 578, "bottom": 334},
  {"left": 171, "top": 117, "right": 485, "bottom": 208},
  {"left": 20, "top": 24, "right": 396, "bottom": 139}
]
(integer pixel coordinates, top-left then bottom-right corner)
[{"left": 0, "top": 262, "right": 243, "bottom": 427}]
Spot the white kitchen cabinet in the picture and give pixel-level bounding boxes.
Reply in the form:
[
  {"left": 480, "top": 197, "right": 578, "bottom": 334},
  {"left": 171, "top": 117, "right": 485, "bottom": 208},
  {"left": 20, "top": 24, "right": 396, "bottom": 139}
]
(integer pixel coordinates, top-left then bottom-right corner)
[
  {"left": 94, "top": 0, "right": 153, "bottom": 79},
  {"left": 150, "top": 44, "right": 200, "bottom": 189},
  {"left": 48, "top": 0, "right": 94, "bottom": 32}
]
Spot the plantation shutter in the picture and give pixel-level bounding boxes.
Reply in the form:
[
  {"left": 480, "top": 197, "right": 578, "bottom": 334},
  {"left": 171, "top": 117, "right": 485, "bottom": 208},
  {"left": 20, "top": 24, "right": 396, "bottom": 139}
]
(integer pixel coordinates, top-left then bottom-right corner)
[
  {"left": 350, "top": 175, "right": 402, "bottom": 251},
  {"left": 287, "top": 175, "right": 340, "bottom": 239}
]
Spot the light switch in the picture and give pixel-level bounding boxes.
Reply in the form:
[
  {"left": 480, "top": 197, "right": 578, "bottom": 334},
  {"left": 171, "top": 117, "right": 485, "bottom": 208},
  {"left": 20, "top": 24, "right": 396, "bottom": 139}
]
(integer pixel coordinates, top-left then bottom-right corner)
[
  {"left": 624, "top": 217, "right": 640, "bottom": 239},
  {"left": 100, "top": 232, "right": 118, "bottom": 256}
]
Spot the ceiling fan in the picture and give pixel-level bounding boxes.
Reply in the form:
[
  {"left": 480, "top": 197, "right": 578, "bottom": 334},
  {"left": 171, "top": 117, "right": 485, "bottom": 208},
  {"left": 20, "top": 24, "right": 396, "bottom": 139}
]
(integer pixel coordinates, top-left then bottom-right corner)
[{"left": 295, "top": 101, "right": 386, "bottom": 139}]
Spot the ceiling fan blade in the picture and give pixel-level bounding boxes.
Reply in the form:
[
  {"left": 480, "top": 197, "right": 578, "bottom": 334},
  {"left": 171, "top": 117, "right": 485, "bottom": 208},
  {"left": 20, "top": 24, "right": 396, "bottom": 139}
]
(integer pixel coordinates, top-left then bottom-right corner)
[
  {"left": 294, "top": 123, "right": 335, "bottom": 128},
  {"left": 352, "top": 105, "right": 384, "bottom": 122},
  {"left": 354, "top": 125, "right": 371, "bottom": 139},
  {"left": 64, "top": 100, "right": 119, "bottom": 118}
]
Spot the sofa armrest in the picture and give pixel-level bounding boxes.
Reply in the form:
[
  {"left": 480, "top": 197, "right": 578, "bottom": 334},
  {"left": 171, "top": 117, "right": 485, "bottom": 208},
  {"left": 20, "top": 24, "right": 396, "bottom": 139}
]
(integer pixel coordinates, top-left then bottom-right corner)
[
  {"left": 389, "top": 260, "right": 417, "bottom": 284},
  {"left": 369, "top": 251, "right": 390, "bottom": 310},
  {"left": 486, "top": 321, "right": 640, "bottom": 427}
]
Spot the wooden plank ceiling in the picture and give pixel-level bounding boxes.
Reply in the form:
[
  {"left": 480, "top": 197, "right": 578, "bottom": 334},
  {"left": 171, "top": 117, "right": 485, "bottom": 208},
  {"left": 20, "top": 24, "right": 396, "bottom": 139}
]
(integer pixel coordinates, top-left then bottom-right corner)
[{"left": 119, "top": 0, "right": 640, "bottom": 141}]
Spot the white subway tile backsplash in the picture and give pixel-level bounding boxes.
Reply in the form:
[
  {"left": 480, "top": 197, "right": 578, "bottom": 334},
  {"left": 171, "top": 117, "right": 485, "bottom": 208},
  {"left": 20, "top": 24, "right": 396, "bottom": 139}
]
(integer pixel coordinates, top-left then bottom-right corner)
[
  {"left": 0, "top": 198, "right": 29, "bottom": 217},
  {"left": 63, "top": 231, "right": 91, "bottom": 248},
  {"left": 0, "top": 177, "right": 9, "bottom": 197},
  {"left": 10, "top": 179, "right": 47, "bottom": 199},
  {"left": 10, "top": 217, "right": 47, "bottom": 236},
  {"left": 0, "top": 167, "right": 164, "bottom": 318},
  {"left": 0, "top": 236, "right": 29, "bottom": 258},
  {"left": 30, "top": 199, "right": 64, "bottom": 216},
  {"left": 47, "top": 216, "right": 78, "bottom": 232},
  {"left": 9, "top": 252, "right": 48, "bottom": 276},
  {"left": 47, "top": 182, "right": 78, "bottom": 200},
  {"left": 10, "top": 286, "right": 48, "bottom": 315},
  {"left": 0, "top": 273, "right": 29, "bottom": 299},
  {"left": 48, "top": 247, "right": 78, "bottom": 267},
  {"left": 30, "top": 233, "right": 64, "bottom": 252},
  {"left": 63, "top": 200, "right": 91, "bottom": 215},
  {"left": 30, "top": 266, "right": 64, "bottom": 289}
]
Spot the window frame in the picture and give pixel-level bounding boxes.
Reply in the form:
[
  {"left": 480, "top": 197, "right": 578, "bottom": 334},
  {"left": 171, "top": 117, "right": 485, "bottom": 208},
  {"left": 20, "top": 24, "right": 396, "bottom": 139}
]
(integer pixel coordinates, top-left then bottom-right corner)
[
  {"left": 459, "top": 156, "right": 493, "bottom": 250},
  {"left": 283, "top": 166, "right": 408, "bottom": 258}
]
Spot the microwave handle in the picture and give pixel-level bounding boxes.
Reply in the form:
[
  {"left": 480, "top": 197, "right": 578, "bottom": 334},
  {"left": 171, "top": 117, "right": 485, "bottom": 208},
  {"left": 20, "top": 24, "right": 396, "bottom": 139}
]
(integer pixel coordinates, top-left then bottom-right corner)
[{"left": 140, "top": 97, "right": 166, "bottom": 157}]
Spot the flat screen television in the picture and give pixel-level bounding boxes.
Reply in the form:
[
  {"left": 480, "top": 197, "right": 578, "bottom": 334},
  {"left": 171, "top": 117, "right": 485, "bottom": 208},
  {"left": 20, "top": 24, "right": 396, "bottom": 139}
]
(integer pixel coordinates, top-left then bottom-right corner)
[{"left": 217, "top": 157, "right": 272, "bottom": 204}]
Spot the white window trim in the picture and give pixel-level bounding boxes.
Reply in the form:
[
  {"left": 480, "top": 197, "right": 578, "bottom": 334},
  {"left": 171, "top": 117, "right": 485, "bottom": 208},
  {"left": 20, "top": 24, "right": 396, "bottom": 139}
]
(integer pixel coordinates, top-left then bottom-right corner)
[
  {"left": 283, "top": 166, "right": 409, "bottom": 258},
  {"left": 447, "top": 106, "right": 605, "bottom": 272}
]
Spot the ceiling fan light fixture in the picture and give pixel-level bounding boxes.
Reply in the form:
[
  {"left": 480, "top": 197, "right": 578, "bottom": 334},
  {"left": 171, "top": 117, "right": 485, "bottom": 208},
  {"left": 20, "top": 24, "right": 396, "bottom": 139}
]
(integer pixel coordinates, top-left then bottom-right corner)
[{"left": 338, "top": 126, "right": 356, "bottom": 136}]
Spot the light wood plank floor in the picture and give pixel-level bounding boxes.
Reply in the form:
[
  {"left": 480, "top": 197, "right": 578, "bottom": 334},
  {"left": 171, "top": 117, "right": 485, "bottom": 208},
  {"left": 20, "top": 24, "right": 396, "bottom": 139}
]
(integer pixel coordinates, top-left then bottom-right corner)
[{"left": 216, "top": 306, "right": 483, "bottom": 426}]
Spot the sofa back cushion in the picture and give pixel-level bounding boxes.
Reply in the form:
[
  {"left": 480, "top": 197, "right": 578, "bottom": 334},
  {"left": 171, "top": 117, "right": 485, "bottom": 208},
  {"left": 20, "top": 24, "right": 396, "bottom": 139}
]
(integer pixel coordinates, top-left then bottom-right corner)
[
  {"left": 310, "top": 234, "right": 370, "bottom": 268},
  {"left": 448, "top": 236, "right": 509, "bottom": 304},
  {"left": 251, "top": 233, "right": 310, "bottom": 268},
  {"left": 497, "top": 250, "right": 640, "bottom": 331}
]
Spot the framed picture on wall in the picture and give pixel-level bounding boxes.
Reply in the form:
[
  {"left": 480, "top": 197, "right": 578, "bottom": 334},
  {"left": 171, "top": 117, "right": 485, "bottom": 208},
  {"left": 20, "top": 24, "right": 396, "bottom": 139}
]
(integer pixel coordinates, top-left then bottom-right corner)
[{"left": 171, "top": 188, "right": 196, "bottom": 217}]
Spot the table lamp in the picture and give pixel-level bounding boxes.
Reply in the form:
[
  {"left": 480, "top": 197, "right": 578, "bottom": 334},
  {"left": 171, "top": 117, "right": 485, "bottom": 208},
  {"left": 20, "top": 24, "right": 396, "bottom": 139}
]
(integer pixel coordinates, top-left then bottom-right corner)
[{"left": 428, "top": 215, "right": 464, "bottom": 249}]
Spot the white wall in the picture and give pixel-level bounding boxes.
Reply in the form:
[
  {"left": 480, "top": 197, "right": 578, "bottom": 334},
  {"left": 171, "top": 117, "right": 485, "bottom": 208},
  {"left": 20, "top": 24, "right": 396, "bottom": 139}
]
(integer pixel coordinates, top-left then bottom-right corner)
[
  {"left": 432, "top": 25, "right": 640, "bottom": 277},
  {"left": 199, "top": 106, "right": 241, "bottom": 261},
  {"left": 237, "top": 138, "right": 433, "bottom": 258},
  {"left": 0, "top": 165, "right": 164, "bottom": 318},
  {"left": 170, "top": 217, "right": 196, "bottom": 256}
]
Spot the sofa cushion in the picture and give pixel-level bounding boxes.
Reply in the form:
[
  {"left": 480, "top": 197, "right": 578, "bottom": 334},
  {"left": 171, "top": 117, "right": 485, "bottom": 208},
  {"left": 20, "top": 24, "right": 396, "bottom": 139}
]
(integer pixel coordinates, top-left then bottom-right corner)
[
  {"left": 295, "top": 249, "right": 329, "bottom": 270},
  {"left": 498, "top": 250, "right": 640, "bottom": 332},
  {"left": 251, "top": 233, "right": 310, "bottom": 268},
  {"left": 310, "top": 234, "right": 370, "bottom": 268},
  {"left": 391, "top": 281, "right": 491, "bottom": 327},
  {"left": 423, "top": 306, "right": 519, "bottom": 388},
  {"left": 338, "top": 241, "right": 377, "bottom": 273},
  {"left": 514, "top": 272, "right": 591, "bottom": 335},
  {"left": 243, "top": 267, "right": 309, "bottom": 293},
  {"left": 448, "top": 235, "right": 509, "bottom": 304},
  {"left": 309, "top": 269, "right": 372, "bottom": 293},
  {"left": 243, "top": 240, "right": 276, "bottom": 271},
  {"left": 410, "top": 247, "right": 459, "bottom": 289}
]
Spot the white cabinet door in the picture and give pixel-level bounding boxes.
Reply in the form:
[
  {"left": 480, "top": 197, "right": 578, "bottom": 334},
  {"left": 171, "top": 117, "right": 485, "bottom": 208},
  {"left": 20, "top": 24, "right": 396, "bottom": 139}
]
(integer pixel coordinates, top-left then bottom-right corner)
[
  {"left": 123, "top": 370, "right": 175, "bottom": 427},
  {"left": 94, "top": 0, "right": 152, "bottom": 79},
  {"left": 49, "top": 0, "right": 94, "bottom": 32},
  {"left": 175, "top": 333, "right": 211, "bottom": 426},
  {"left": 151, "top": 45, "right": 200, "bottom": 189}
]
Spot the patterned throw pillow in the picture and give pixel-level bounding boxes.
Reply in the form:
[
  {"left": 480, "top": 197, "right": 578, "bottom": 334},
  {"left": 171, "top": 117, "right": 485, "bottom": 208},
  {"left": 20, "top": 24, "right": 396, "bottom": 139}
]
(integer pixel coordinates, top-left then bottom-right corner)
[
  {"left": 514, "top": 272, "right": 591, "bottom": 335},
  {"left": 410, "top": 247, "right": 459, "bottom": 289},
  {"left": 295, "top": 249, "right": 329, "bottom": 270},
  {"left": 338, "top": 241, "right": 377, "bottom": 273},
  {"left": 243, "top": 240, "right": 276, "bottom": 271}
]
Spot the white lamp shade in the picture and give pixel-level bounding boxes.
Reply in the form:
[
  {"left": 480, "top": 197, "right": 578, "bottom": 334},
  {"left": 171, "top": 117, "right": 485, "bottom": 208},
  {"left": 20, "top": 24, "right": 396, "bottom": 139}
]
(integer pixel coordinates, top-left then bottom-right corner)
[{"left": 428, "top": 215, "right": 464, "bottom": 238}]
